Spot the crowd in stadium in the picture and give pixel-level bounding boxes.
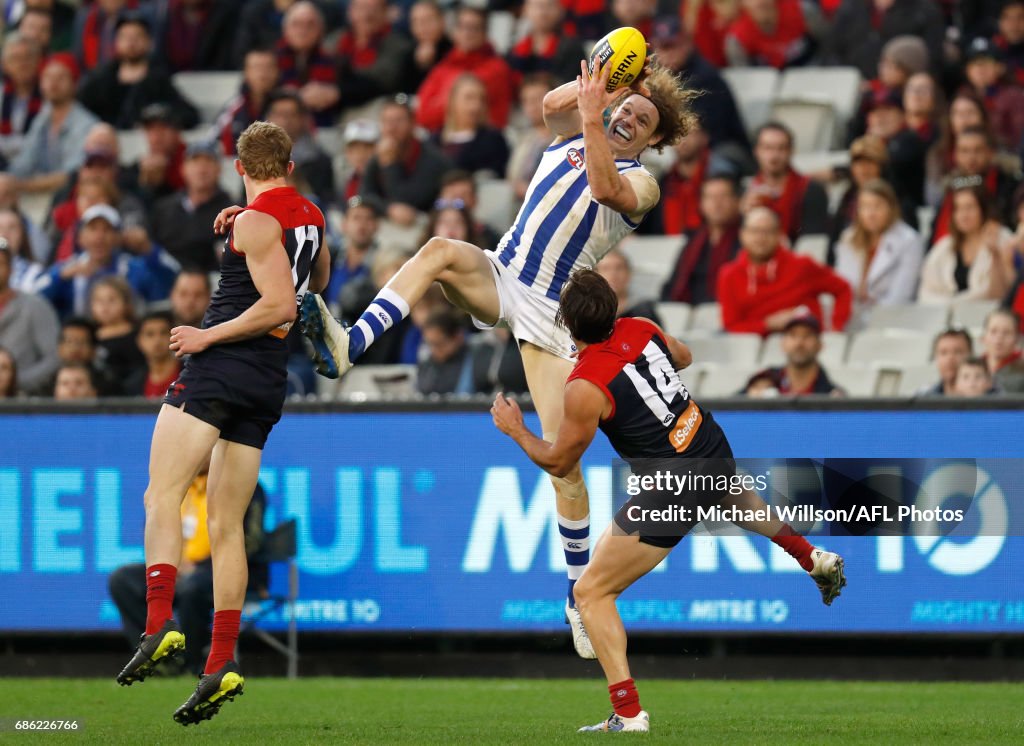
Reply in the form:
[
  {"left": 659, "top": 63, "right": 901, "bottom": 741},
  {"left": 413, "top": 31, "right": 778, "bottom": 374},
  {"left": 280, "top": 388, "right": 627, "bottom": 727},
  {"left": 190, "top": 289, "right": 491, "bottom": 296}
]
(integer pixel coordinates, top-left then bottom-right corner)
[{"left": 2, "top": 0, "right": 1024, "bottom": 401}]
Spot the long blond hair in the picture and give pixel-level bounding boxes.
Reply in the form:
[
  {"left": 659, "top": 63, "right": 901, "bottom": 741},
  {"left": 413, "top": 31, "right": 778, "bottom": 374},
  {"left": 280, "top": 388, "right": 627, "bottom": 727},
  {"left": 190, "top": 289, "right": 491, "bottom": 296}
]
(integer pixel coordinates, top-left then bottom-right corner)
[
  {"left": 845, "top": 178, "right": 900, "bottom": 255},
  {"left": 443, "top": 74, "right": 489, "bottom": 137}
]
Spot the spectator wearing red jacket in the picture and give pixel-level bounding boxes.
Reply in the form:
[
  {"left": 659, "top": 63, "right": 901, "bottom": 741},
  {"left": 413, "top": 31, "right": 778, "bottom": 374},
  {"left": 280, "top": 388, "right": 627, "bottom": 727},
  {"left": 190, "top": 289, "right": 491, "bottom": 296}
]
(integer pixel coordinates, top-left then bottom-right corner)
[
  {"left": 650, "top": 124, "right": 709, "bottom": 236},
  {"left": 717, "top": 207, "right": 852, "bottom": 335},
  {"left": 276, "top": 1, "right": 338, "bottom": 127},
  {"left": 72, "top": 0, "right": 134, "bottom": 72},
  {"left": 724, "top": 0, "right": 820, "bottom": 69},
  {"left": 507, "top": 0, "right": 582, "bottom": 85},
  {"left": 335, "top": 0, "right": 412, "bottom": 111},
  {"left": 742, "top": 122, "right": 828, "bottom": 242},
  {"left": 681, "top": 0, "right": 740, "bottom": 68},
  {"left": 416, "top": 7, "right": 515, "bottom": 132}
]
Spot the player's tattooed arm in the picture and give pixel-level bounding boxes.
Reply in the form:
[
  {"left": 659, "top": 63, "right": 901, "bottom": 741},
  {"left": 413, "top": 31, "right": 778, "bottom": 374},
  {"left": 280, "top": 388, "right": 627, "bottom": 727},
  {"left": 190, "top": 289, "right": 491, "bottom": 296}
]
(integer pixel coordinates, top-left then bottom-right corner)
[{"left": 491, "top": 382, "right": 607, "bottom": 478}]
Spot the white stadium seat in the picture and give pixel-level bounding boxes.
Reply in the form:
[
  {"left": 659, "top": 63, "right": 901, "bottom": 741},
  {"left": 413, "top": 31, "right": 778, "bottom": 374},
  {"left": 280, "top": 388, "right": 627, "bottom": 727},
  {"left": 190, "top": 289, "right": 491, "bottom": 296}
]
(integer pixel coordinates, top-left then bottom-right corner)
[
  {"left": 487, "top": 11, "right": 516, "bottom": 55},
  {"left": 846, "top": 330, "right": 933, "bottom": 367},
  {"left": 655, "top": 302, "right": 691, "bottom": 337},
  {"left": 950, "top": 298, "right": 1000, "bottom": 328},
  {"left": 895, "top": 364, "right": 939, "bottom": 396},
  {"left": 721, "top": 67, "right": 780, "bottom": 138},
  {"left": 17, "top": 191, "right": 52, "bottom": 227},
  {"left": 331, "top": 365, "right": 418, "bottom": 400},
  {"left": 689, "top": 302, "right": 722, "bottom": 332},
  {"left": 685, "top": 334, "right": 762, "bottom": 366},
  {"left": 693, "top": 364, "right": 758, "bottom": 398},
  {"left": 769, "top": 100, "right": 837, "bottom": 153},
  {"left": 819, "top": 331, "right": 850, "bottom": 368},
  {"left": 791, "top": 150, "right": 850, "bottom": 175},
  {"left": 476, "top": 178, "right": 515, "bottom": 235},
  {"left": 171, "top": 71, "right": 243, "bottom": 124},
  {"left": 117, "top": 130, "right": 146, "bottom": 165},
  {"left": 617, "top": 234, "right": 684, "bottom": 277},
  {"left": 866, "top": 304, "right": 949, "bottom": 335},
  {"left": 776, "top": 67, "right": 862, "bottom": 129},
  {"left": 826, "top": 365, "right": 880, "bottom": 396},
  {"left": 794, "top": 234, "right": 828, "bottom": 264}
]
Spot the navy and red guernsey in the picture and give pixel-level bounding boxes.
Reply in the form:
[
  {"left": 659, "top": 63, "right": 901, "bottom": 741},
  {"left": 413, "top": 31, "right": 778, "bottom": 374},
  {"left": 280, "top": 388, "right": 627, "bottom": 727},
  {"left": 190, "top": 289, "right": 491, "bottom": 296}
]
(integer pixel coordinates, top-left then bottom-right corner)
[
  {"left": 567, "top": 317, "right": 726, "bottom": 463},
  {"left": 204, "top": 185, "right": 325, "bottom": 361}
]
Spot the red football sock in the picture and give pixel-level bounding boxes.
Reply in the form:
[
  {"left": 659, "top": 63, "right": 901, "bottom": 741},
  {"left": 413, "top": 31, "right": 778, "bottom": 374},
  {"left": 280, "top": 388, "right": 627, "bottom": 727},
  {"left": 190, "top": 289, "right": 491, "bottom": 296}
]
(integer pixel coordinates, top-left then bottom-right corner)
[
  {"left": 772, "top": 524, "right": 815, "bottom": 571},
  {"left": 205, "top": 610, "right": 242, "bottom": 674},
  {"left": 608, "top": 678, "right": 642, "bottom": 718},
  {"left": 144, "top": 564, "right": 177, "bottom": 635}
]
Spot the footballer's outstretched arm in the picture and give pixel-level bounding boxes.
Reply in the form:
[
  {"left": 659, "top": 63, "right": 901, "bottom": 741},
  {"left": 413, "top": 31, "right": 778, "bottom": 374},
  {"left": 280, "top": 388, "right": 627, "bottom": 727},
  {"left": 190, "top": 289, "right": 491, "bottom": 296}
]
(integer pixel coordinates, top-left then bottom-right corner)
[
  {"left": 491, "top": 381, "right": 608, "bottom": 478},
  {"left": 542, "top": 78, "right": 584, "bottom": 138}
]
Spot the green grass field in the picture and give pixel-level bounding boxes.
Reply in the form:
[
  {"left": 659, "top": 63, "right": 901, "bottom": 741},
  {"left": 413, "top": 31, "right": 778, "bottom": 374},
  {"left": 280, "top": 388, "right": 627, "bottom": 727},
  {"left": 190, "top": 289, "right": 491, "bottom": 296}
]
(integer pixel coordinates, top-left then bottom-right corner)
[{"left": 1, "top": 678, "right": 1021, "bottom": 745}]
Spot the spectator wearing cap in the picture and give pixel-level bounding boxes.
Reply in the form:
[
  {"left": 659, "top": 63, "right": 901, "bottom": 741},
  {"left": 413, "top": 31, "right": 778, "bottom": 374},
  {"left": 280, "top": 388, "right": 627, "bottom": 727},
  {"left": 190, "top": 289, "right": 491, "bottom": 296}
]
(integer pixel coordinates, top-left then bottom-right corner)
[
  {"left": 76, "top": 12, "right": 199, "bottom": 130},
  {"left": 825, "top": 0, "right": 944, "bottom": 80},
  {"left": 0, "top": 235, "right": 60, "bottom": 394},
  {"left": 433, "top": 74, "right": 510, "bottom": 177},
  {"left": 742, "top": 122, "right": 828, "bottom": 242},
  {"left": 682, "top": 0, "right": 740, "bottom": 69},
  {"left": 507, "top": 0, "right": 582, "bottom": 85},
  {"left": 325, "top": 195, "right": 380, "bottom": 311},
  {"left": 335, "top": 0, "right": 412, "bottom": 110},
  {"left": 151, "top": 0, "right": 241, "bottom": 72},
  {"left": 211, "top": 48, "right": 279, "bottom": 156},
  {"left": 0, "top": 34, "right": 43, "bottom": 166},
  {"left": 265, "top": 89, "right": 335, "bottom": 204},
  {"left": 862, "top": 89, "right": 927, "bottom": 222},
  {"left": 650, "top": 16, "right": 749, "bottom": 154},
  {"left": 123, "top": 103, "right": 188, "bottom": 205},
  {"left": 507, "top": 74, "right": 555, "bottom": 204},
  {"left": 717, "top": 207, "right": 852, "bottom": 335},
  {"left": 725, "top": 0, "right": 824, "bottom": 69},
  {"left": 981, "top": 307, "right": 1024, "bottom": 392},
  {"left": 596, "top": 249, "right": 662, "bottom": 324},
  {"left": 961, "top": 37, "right": 1024, "bottom": 152},
  {"left": 361, "top": 97, "right": 452, "bottom": 226},
  {"left": 0, "top": 173, "right": 50, "bottom": 263},
  {"left": 16, "top": 8, "right": 54, "bottom": 55},
  {"left": 416, "top": 7, "right": 515, "bottom": 133},
  {"left": 662, "top": 175, "right": 743, "bottom": 305},
  {"left": 849, "top": 35, "right": 929, "bottom": 143},
  {"left": 405, "top": 0, "right": 452, "bottom": 92},
  {"left": 150, "top": 141, "right": 234, "bottom": 272},
  {"left": 931, "top": 127, "right": 1020, "bottom": 242},
  {"left": 834, "top": 179, "right": 924, "bottom": 330},
  {"left": 994, "top": 0, "right": 1024, "bottom": 85},
  {"left": 918, "top": 328, "right": 973, "bottom": 396},
  {"left": 340, "top": 119, "right": 378, "bottom": 202},
  {"left": 830, "top": 135, "right": 889, "bottom": 246},
  {"left": 9, "top": 53, "right": 98, "bottom": 193},
  {"left": 72, "top": 0, "right": 137, "bottom": 72},
  {"left": 919, "top": 181, "right": 1016, "bottom": 304},
  {"left": 743, "top": 314, "right": 844, "bottom": 397},
  {"left": 34, "top": 204, "right": 180, "bottom": 318},
  {"left": 436, "top": 170, "right": 501, "bottom": 251},
  {"left": 276, "top": 1, "right": 339, "bottom": 127}
]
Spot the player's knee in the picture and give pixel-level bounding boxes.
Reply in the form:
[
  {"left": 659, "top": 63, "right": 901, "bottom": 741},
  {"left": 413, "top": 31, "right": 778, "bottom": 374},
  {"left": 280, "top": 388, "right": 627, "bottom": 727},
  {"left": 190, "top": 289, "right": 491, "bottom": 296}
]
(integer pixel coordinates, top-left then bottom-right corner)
[
  {"left": 420, "top": 236, "right": 457, "bottom": 270},
  {"left": 550, "top": 470, "right": 587, "bottom": 502},
  {"left": 573, "top": 575, "right": 600, "bottom": 612},
  {"left": 206, "top": 514, "right": 243, "bottom": 546}
]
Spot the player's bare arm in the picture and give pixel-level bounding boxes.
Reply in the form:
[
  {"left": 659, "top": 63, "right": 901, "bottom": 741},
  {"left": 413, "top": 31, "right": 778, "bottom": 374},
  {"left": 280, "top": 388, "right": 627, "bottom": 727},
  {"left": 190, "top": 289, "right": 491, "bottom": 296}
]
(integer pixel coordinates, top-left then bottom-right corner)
[
  {"left": 170, "top": 210, "right": 296, "bottom": 356},
  {"left": 542, "top": 78, "right": 585, "bottom": 138},
  {"left": 577, "top": 60, "right": 658, "bottom": 217},
  {"left": 491, "top": 381, "right": 608, "bottom": 478}
]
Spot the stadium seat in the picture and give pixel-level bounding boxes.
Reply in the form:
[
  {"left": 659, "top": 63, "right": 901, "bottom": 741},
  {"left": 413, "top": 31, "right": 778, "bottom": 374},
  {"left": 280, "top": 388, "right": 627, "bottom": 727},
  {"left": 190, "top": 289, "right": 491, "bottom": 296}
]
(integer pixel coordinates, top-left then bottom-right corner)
[
  {"left": 895, "top": 364, "right": 938, "bottom": 396},
  {"left": 769, "top": 100, "right": 836, "bottom": 153},
  {"left": 827, "top": 365, "right": 880, "bottom": 396},
  {"left": 846, "top": 330, "right": 933, "bottom": 367},
  {"left": 219, "top": 157, "right": 242, "bottom": 199},
  {"left": 654, "top": 302, "right": 691, "bottom": 336},
  {"left": 334, "top": 364, "right": 418, "bottom": 400},
  {"left": 376, "top": 218, "right": 424, "bottom": 254},
  {"left": 794, "top": 233, "right": 828, "bottom": 264},
  {"left": 791, "top": 150, "right": 850, "bottom": 175},
  {"left": 476, "top": 178, "right": 515, "bottom": 235},
  {"left": 314, "top": 127, "right": 342, "bottom": 155},
  {"left": 819, "top": 331, "right": 849, "bottom": 368},
  {"left": 866, "top": 304, "right": 949, "bottom": 335},
  {"left": 689, "top": 302, "right": 722, "bottom": 332},
  {"left": 171, "top": 71, "right": 243, "bottom": 124},
  {"left": 917, "top": 205, "right": 935, "bottom": 243},
  {"left": 693, "top": 364, "right": 757, "bottom": 397},
  {"left": 487, "top": 11, "right": 516, "bottom": 55},
  {"left": 950, "top": 298, "right": 999, "bottom": 328},
  {"left": 17, "top": 191, "right": 53, "bottom": 227},
  {"left": 617, "top": 234, "right": 684, "bottom": 277},
  {"left": 776, "top": 67, "right": 862, "bottom": 130},
  {"left": 685, "top": 334, "right": 761, "bottom": 366},
  {"left": 117, "top": 129, "right": 146, "bottom": 165},
  {"left": 720, "top": 67, "right": 780, "bottom": 138},
  {"left": 240, "top": 519, "right": 299, "bottom": 679}
]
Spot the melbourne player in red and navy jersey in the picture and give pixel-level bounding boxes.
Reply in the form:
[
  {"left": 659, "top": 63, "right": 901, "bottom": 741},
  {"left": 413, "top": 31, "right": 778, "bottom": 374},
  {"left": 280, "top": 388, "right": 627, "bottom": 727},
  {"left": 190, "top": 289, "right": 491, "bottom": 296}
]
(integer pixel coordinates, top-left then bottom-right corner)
[
  {"left": 116, "top": 122, "right": 329, "bottom": 726},
  {"left": 492, "top": 270, "right": 846, "bottom": 734}
]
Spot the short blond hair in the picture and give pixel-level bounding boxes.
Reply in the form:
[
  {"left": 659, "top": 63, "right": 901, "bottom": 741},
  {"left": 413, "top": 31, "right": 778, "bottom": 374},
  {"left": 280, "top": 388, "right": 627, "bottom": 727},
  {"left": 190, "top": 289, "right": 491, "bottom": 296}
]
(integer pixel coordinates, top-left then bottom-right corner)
[
  {"left": 613, "top": 63, "right": 699, "bottom": 153},
  {"left": 237, "top": 121, "right": 292, "bottom": 181}
]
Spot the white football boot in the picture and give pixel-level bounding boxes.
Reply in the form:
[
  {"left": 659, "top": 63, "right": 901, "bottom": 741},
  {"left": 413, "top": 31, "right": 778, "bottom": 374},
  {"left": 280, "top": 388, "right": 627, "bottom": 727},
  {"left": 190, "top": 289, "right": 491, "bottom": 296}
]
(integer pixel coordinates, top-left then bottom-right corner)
[
  {"left": 299, "top": 293, "right": 352, "bottom": 380},
  {"left": 808, "top": 548, "right": 846, "bottom": 606},
  {"left": 578, "top": 711, "right": 650, "bottom": 733},
  {"left": 566, "top": 600, "right": 597, "bottom": 659}
]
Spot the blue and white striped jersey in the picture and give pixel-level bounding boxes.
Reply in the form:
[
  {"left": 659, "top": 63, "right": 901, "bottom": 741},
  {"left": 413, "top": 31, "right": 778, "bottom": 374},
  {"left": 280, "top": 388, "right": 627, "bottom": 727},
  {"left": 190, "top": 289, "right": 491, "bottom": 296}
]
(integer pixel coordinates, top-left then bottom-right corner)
[{"left": 495, "top": 133, "right": 657, "bottom": 301}]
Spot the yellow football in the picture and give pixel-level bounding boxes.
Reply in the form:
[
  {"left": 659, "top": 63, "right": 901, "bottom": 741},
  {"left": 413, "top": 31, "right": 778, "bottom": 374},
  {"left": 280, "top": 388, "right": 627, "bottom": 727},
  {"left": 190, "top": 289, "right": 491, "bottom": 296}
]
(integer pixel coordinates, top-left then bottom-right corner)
[{"left": 589, "top": 27, "right": 647, "bottom": 93}]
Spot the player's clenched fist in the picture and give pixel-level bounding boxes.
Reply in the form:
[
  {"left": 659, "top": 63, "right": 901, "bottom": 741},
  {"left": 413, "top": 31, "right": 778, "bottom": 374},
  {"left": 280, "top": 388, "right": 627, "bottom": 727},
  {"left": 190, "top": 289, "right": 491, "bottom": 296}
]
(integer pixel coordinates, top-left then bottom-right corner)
[
  {"left": 491, "top": 392, "right": 524, "bottom": 436},
  {"left": 169, "top": 326, "right": 210, "bottom": 357}
]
